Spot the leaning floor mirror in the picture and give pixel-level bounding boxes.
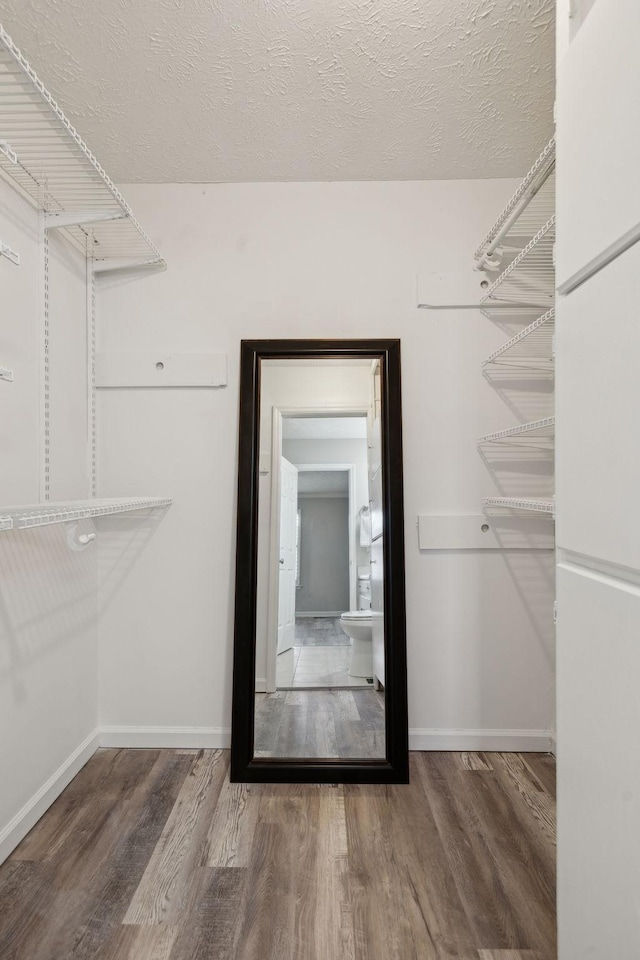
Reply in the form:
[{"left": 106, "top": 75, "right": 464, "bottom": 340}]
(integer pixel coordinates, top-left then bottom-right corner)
[{"left": 231, "top": 339, "right": 408, "bottom": 783}]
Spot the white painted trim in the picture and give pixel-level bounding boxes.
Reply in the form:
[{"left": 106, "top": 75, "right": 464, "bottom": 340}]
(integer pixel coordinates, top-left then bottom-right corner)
[
  {"left": 408, "top": 728, "right": 552, "bottom": 752},
  {"left": 0, "top": 728, "right": 100, "bottom": 865},
  {"left": 557, "top": 548, "right": 640, "bottom": 589},
  {"left": 550, "top": 733, "right": 557, "bottom": 756},
  {"left": 99, "top": 726, "right": 231, "bottom": 749},
  {"left": 255, "top": 677, "right": 267, "bottom": 693}
]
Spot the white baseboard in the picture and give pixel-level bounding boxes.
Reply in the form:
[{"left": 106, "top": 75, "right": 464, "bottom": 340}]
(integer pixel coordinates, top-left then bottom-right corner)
[
  {"left": 550, "top": 732, "right": 557, "bottom": 755},
  {"left": 0, "top": 727, "right": 100, "bottom": 866},
  {"left": 255, "top": 678, "right": 266, "bottom": 693},
  {"left": 101, "top": 727, "right": 549, "bottom": 753},
  {"left": 0, "top": 723, "right": 551, "bottom": 867},
  {"left": 408, "top": 728, "right": 553, "bottom": 752},
  {"left": 99, "top": 726, "right": 231, "bottom": 749}
]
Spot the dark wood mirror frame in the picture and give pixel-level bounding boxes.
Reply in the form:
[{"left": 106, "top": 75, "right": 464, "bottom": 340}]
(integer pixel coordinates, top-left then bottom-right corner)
[{"left": 230, "top": 339, "right": 409, "bottom": 783}]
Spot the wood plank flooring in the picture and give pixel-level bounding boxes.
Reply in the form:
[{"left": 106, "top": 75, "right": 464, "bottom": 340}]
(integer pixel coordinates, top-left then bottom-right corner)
[
  {"left": 0, "top": 749, "right": 556, "bottom": 960},
  {"left": 254, "top": 688, "right": 385, "bottom": 758}
]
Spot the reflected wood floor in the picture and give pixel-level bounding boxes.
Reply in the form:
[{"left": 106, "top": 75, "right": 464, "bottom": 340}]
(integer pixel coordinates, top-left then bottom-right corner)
[
  {"left": 0, "top": 749, "right": 556, "bottom": 960},
  {"left": 255, "top": 689, "right": 385, "bottom": 758}
]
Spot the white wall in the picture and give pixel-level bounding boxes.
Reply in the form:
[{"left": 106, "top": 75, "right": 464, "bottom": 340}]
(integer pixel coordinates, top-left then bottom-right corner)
[
  {"left": 0, "top": 177, "right": 97, "bottom": 861},
  {"left": 95, "top": 179, "right": 555, "bottom": 748}
]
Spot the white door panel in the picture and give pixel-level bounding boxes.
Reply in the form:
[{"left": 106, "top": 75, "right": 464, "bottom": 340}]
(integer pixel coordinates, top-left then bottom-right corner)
[
  {"left": 277, "top": 458, "right": 298, "bottom": 656},
  {"left": 557, "top": 0, "right": 640, "bottom": 292},
  {"left": 556, "top": 242, "right": 640, "bottom": 569},
  {"left": 557, "top": 564, "right": 640, "bottom": 960}
]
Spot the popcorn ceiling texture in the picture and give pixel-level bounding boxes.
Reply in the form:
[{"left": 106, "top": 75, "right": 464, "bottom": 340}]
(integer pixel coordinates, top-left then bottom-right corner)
[{"left": 0, "top": 0, "right": 554, "bottom": 182}]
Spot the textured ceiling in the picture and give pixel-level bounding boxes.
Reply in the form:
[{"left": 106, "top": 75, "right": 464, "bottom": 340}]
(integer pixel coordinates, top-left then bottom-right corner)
[{"left": 0, "top": 0, "right": 554, "bottom": 182}]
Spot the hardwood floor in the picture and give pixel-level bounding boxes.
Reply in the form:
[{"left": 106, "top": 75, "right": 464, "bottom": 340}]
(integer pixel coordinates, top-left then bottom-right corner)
[
  {"left": 255, "top": 689, "right": 385, "bottom": 758},
  {"left": 0, "top": 749, "right": 556, "bottom": 960}
]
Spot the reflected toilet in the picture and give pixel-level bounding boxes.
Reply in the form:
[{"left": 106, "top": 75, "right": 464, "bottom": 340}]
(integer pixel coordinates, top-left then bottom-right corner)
[{"left": 339, "top": 611, "right": 373, "bottom": 678}]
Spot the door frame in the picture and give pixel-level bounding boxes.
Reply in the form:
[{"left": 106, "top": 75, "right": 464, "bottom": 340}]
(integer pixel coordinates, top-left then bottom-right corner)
[{"left": 265, "top": 406, "right": 368, "bottom": 693}]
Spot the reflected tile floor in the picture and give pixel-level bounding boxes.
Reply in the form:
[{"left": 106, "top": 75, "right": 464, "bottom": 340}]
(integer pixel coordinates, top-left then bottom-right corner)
[
  {"left": 276, "top": 645, "right": 372, "bottom": 689},
  {"left": 295, "top": 616, "right": 350, "bottom": 646}
]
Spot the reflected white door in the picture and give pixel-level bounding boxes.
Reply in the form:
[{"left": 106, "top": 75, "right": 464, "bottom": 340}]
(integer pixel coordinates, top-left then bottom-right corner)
[{"left": 277, "top": 457, "right": 298, "bottom": 655}]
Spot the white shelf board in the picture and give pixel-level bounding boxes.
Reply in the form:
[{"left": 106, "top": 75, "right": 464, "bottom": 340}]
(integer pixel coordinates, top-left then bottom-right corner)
[
  {"left": 482, "top": 308, "right": 555, "bottom": 369},
  {"left": 418, "top": 513, "right": 555, "bottom": 548},
  {"left": 482, "top": 497, "right": 555, "bottom": 516},
  {"left": 0, "top": 497, "right": 172, "bottom": 530},
  {"left": 0, "top": 25, "right": 165, "bottom": 269},
  {"left": 478, "top": 417, "right": 555, "bottom": 445},
  {"left": 96, "top": 352, "right": 228, "bottom": 388}
]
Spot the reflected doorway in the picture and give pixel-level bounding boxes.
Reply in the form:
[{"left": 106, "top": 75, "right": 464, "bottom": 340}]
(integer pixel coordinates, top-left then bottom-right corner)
[{"left": 276, "top": 452, "right": 370, "bottom": 690}]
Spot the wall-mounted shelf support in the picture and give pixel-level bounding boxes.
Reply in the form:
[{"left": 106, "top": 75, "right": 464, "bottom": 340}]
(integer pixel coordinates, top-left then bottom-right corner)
[
  {"left": 0, "top": 366, "right": 14, "bottom": 382},
  {"left": 93, "top": 258, "right": 167, "bottom": 275},
  {"left": 0, "top": 239, "right": 19, "bottom": 265},
  {"left": 0, "top": 139, "right": 17, "bottom": 164},
  {"left": 44, "top": 211, "right": 127, "bottom": 231}
]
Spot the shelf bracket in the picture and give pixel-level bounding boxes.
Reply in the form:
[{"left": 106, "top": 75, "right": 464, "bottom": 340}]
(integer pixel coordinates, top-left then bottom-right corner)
[
  {"left": 0, "top": 140, "right": 18, "bottom": 165},
  {"left": 0, "top": 240, "right": 19, "bottom": 265},
  {"left": 44, "top": 211, "right": 127, "bottom": 230},
  {"left": 0, "top": 366, "right": 14, "bottom": 382},
  {"left": 93, "top": 258, "right": 166, "bottom": 276},
  {"left": 0, "top": 517, "right": 13, "bottom": 532}
]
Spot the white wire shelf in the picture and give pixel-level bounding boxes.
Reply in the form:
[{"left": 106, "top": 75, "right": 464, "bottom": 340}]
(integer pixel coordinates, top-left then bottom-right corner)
[
  {"left": 482, "top": 308, "right": 555, "bottom": 369},
  {"left": 0, "top": 497, "right": 172, "bottom": 530},
  {"left": 478, "top": 417, "right": 555, "bottom": 445},
  {"left": 474, "top": 137, "right": 556, "bottom": 272},
  {"left": 482, "top": 497, "right": 555, "bottom": 516},
  {"left": 0, "top": 24, "right": 165, "bottom": 270},
  {"left": 480, "top": 217, "right": 555, "bottom": 308}
]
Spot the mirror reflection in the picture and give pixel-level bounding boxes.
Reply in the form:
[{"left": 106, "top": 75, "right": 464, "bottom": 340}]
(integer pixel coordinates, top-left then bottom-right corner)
[{"left": 253, "top": 358, "right": 385, "bottom": 760}]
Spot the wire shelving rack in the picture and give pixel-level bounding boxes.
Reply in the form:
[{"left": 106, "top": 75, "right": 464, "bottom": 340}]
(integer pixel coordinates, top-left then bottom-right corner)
[
  {"left": 480, "top": 217, "right": 555, "bottom": 308},
  {"left": 0, "top": 24, "right": 165, "bottom": 270},
  {"left": 476, "top": 139, "right": 556, "bottom": 528},
  {"left": 482, "top": 308, "right": 555, "bottom": 370},
  {"left": 478, "top": 417, "right": 555, "bottom": 446},
  {"left": 474, "top": 137, "right": 555, "bottom": 273},
  {"left": 0, "top": 497, "right": 172, "bottom": 532},
  {"left": 481, "top": 497, "right": 555, "bottom": 516}
]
